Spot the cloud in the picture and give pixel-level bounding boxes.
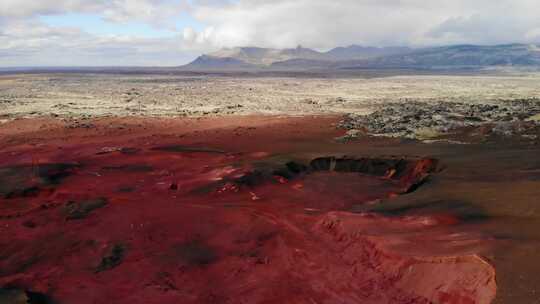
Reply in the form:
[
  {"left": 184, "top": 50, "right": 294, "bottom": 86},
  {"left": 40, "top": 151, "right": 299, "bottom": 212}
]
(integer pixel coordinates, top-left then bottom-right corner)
[
  {"left": 0, "top": 0, "right": 194, "bottom": 66},
  {"left": 182, "top": 26, "right": 214, "bottom": 46},
  {"left": 0, "top": 1, "right": 101, "bottom": 18},
  {"left": 0, "top": 0, "right": 185, "bottom": 28},
  {"left": 186, "top": 0, "right": 540, "bottom": 49},
  {"left": 0, "top": 18, "right": 198, "bottom": 66},
  {"left": 101, "top": 0, "right": 185, "bottom": 28}
]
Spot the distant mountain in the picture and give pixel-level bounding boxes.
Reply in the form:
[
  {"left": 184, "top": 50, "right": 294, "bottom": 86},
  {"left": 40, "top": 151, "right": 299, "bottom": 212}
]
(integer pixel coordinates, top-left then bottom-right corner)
[
  {"left": 324, "top": 45, "right": 412, "bottom": 60},
  {"left": 202, "top": 46, "right": 326, "bottom": 66},
  {"left": 339, "top": 44, "right": 540, "bottom": 69},
  {"left": 181, "top": 44, "right": 540, "bottom": 71},
  {"left": 270, "top": 58, "right": 337, "bottom": 69},
  {"left": 280, "top": 46, "right": 326, "bottom": 61},
  {"left": 184, "top": 54, "right": 258, "bottom": 70},
  {"left": 183, "top": 45, "right": 413, "bottom": 70}
]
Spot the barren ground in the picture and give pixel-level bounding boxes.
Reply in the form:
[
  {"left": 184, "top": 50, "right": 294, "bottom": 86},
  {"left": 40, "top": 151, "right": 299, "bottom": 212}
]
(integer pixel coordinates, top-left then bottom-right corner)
[
  {"left": 2, "top": 73, "right": 540, "bottom": 119},
  {"left": 1, "top": 72, "right": 540, "bottom": 304}
]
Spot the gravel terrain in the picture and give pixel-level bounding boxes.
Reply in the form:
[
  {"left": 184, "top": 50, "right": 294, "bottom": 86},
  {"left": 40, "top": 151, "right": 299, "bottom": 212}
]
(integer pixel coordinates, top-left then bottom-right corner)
[
  {"left": 1, "top": 73, "right": 540, "bottom": 140},
  {"left": 340, "top": 99, "right": 540, "bottom": 140},
  {"left": 1, "top": 73, "right": 540, "bottom": 118}
]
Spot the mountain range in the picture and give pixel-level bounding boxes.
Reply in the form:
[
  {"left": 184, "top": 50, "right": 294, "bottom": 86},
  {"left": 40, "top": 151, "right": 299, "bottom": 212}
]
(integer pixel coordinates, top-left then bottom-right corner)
[{"left": 182, "top": 44, "right": 540, "bottom": 71}]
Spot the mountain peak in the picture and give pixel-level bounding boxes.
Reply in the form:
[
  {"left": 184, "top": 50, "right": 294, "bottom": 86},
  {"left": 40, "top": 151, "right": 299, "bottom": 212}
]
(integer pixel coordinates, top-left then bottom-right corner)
[
  {"left": 204, "top": 46, "right": 322, "bottom": 66},
  {"left": 182, "top": 43, "right": 540, "bottom": 71}
]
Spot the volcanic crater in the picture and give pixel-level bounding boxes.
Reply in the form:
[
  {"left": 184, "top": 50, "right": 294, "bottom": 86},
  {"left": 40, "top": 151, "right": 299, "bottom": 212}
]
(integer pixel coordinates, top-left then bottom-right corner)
[{"left": 0, "top": 116, "right": 498, "bottom": 304}]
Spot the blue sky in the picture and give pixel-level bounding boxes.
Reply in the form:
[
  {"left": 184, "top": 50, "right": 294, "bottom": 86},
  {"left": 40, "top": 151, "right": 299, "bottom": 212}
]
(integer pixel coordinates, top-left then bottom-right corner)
[
  {"left": 40, "top": 12, "right": 204, "bottom": 38},
  {"left": 1, "top": 0, "right": 540, "bottom": 67}
]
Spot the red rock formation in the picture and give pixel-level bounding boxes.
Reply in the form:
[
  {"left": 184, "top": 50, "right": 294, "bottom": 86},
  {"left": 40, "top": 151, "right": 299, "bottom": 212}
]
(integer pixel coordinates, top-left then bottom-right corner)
[{"left": 0, "top": 116, "right": 496, "bottom": 303}]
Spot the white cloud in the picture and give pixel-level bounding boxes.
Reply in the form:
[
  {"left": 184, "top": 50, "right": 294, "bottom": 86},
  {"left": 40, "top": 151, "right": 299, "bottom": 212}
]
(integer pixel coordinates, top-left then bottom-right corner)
[
  {"left": 0, "top": 0, "right": 193, "bottom": 65},
  {"left": 186, "top": 0, "right": 540, "bottom": 49},
  {"left": 0, "top": 19, "right": 198, "bottom": 66},
  {"left": 101, "top": 0, "right": 185, "bottom": 28},
  {"left": 182, "top": 27, "right": 196, "bottom": 42},
  {"left": 0, "top": 1, "right": 101, "bottom": 18},
  {"left": 0, "top": 0, "right": 185, "bottom": 28},
  {"left": 526, "top": 28, "right": 540, "bottom": 41}
]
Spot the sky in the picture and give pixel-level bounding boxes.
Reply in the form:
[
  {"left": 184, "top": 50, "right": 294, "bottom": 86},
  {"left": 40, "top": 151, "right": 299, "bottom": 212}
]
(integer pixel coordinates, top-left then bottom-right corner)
[{"left": 1, "top": 0, "right": 540, "bottom": 67}]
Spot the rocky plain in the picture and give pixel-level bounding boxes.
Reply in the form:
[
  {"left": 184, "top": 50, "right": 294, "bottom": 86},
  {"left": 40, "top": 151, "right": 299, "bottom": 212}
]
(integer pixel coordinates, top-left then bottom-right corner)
[{"left": 2, "top": 72, "right": 540, "bottom": 140}]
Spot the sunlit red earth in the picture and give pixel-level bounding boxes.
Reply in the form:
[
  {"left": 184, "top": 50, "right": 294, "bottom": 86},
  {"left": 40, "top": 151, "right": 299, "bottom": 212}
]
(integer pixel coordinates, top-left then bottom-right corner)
[{"left": 1, "top": 115, "right": 527, "bottom": 304}]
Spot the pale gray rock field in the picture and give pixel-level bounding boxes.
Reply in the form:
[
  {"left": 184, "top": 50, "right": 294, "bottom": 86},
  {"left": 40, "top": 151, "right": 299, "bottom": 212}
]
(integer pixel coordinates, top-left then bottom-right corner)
[
  {"left": 1, "top": 73, "right": 540, "bottom": 119},
  {"left": 1, "top": 73, "right": 540, "bottom": 141}
]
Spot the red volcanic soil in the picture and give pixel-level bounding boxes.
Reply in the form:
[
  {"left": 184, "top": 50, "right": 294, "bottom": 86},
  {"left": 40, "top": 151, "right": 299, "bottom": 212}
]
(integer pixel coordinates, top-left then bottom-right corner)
[{"left": 0, "top": 116, "right": 496, "bottom": 304}]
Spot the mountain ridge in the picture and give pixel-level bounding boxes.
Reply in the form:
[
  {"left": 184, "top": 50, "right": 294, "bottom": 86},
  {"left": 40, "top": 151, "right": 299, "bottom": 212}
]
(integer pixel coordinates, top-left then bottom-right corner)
[{"left": 182, "top": 43, "right": 540, "bottom": 71}]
